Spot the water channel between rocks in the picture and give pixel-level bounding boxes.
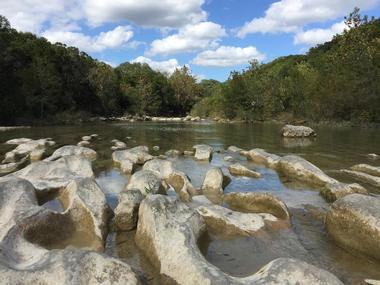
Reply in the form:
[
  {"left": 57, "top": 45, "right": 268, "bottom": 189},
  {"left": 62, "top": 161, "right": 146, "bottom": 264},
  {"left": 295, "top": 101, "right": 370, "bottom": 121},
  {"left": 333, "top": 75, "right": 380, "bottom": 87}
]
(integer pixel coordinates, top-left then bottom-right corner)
[{"left": 1, "top": 121, "right": 379, "bottom": 284}]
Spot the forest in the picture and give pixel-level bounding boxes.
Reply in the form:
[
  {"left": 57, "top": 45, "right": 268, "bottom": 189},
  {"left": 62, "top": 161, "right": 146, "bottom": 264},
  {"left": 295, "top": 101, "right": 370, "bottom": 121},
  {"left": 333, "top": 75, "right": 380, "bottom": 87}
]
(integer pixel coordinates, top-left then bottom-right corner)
[{"left": 0, "top": 9, "right": 379, "bottom": 125}]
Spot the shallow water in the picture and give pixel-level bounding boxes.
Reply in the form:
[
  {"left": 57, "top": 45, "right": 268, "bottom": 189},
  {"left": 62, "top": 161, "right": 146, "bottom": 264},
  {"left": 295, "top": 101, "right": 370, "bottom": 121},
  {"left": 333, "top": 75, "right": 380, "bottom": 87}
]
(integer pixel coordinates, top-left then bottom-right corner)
[{"left": 1, "top": 121, "right": 380, "bottom": 284}]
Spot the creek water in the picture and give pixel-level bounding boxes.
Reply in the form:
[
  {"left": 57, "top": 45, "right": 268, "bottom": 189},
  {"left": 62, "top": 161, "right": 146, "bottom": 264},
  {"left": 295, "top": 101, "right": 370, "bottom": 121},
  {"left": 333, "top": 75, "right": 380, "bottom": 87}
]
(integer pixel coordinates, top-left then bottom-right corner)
[{"left": 1, "top": 121, "right": 379, "bottom": 284}]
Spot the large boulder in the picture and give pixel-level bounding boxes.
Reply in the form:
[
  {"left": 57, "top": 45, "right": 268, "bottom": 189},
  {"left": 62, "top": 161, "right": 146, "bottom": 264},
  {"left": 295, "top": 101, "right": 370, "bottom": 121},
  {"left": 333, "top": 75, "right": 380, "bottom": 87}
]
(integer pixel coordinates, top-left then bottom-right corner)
[
  {"left": 143, "top": 159, "right": 197, "bottom": 201},
  {"left": 245, "top": 148, "right": 280, "bottom": 169},
  {"left": 11, "top": 155, "right": 94, "bottom": 192},
  {"left": 193, "top": 144, "right": 213, "bottom": 161},
  {"left": 112, "top": 146, "right": 153, "bottom": 174},
  {"left": 224, "top": 192, "right": 290, "bottom": 220},
  {"left": 0, "top": 177, "right": 140, "bottom": 284},
  {"left": 45, "top": 145, "right": 97, "bottom": 161},
  {"left": 282, "top": 125, "right": 316, "bottom": 138},
  {"left": 326, "top": 194, "right": 380, "bottom": 261},
  {"left": 228, "top": 163, "right": 261, "bottom": 178},
  {"left": 135, "top": 195, "right": 343, "bottom": 285},
  {"left": 202, "top": 168, "right": 229, "bottom": 204},
  {"left": 2, "top": 138, "right": 55, "bottom": 164},
  {"left": 126, "top": 170, "right": 166, "bottom": 196},
  {"left": 113, "top": 190, "right": 144, "bottom": 231}
]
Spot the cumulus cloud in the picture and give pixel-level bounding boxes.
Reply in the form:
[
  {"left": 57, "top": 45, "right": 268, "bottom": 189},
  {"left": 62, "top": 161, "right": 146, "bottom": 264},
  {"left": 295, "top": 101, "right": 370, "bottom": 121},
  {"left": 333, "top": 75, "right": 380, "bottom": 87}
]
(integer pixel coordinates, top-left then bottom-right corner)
[
  {"left": 237, "top": 0, "right": 378, "bottom": 37},
  {"left": 131, "top": 56, "right": 181, "bottom": 75},
  {"left": 42, "top": 26, "right": 134, "bottom": 53},
  {"left": 82, "top": 0, "right": 207, "bottom": 28},
  {"left": 148, "top": 22, "right": 226, "bottom": 55},
  {"left": 192, "top": 46, "right": 266, "bottom": 67},
  {"left": 294, "top": 21, "right": 347, "bottom": 46}
]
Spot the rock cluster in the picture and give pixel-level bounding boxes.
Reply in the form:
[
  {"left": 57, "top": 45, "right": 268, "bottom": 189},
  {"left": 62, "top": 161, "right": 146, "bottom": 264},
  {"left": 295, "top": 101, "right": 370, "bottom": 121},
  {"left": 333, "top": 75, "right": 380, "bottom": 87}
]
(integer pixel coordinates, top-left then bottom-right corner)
[{"left": 112, "top": 146, "right": 153, "bottom": 174}]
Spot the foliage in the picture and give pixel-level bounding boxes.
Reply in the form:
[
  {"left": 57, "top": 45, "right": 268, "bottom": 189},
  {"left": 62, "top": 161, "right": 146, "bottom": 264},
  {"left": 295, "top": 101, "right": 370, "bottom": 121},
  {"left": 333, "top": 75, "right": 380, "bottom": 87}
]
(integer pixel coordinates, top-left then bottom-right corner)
[{"left": 191, "top": 9, "right": 380, "bottom": 124}]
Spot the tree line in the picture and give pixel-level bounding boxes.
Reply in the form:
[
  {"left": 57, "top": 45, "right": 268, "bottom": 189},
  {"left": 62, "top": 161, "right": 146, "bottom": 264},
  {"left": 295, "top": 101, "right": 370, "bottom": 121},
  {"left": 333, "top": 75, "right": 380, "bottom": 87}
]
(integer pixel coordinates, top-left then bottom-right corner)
[
  {"left": 192, "top": 9, "right": 380, "bottom": 124},
  {"left": 0, "top": 9, "right": 379, "bottom": 125}
]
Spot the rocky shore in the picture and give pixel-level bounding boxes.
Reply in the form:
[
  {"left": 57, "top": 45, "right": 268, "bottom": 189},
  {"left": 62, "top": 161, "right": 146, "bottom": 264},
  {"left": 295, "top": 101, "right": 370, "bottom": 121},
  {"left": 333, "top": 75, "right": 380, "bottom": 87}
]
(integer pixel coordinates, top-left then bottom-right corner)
[{"left": 0, "top": 135, "right": 379, "bottom": 284}]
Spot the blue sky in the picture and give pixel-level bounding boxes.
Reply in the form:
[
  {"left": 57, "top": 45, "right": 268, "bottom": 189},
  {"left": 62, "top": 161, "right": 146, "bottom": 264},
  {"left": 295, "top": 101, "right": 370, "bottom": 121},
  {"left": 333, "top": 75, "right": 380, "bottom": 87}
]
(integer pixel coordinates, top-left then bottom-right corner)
[{"left": 1, "top": 0, "right": 380, "bottom": 81}]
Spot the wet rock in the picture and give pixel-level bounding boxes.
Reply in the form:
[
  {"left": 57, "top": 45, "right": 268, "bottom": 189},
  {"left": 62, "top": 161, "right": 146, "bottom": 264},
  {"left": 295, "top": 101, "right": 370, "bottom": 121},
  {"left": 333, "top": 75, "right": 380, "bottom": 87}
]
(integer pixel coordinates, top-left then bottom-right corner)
[
  {"left": 77, "top": 140, "right": 90, "bottom": 147},
  {"left": 165, "top": 149, "right": 181, "bottom": 157},
  {"left": 202, "top": 168, "right": 229, "bottom": 204},
  {"left": 82, "top": 135, "right": 92, "bottom": 141},
  {"left": 114, "top": 190, "right": 144, "bottom": 231},
  {"left": 5, "top": 138, "right": 32, "bottom": 145},
  {"left": 278, "top": 155, "right": 336, "bottom": 186},
  {"left": 143, "top": 159, "right": 197, "bottom": 201},
  {"left": 0, "top": 177, "right": 140, "bottom": 284},
  {"left": 3, "top": 138, "right": 55, "bottom": 164},
  {"left": 193, "top": 144, "right": 213, "bottom": 161},
  {"left": 365, "top": 279, "right": 380, "bottom": 285},
  {"left": 12, "top": 155, "right": 94, "bottom": 191},
  {"left": 326, "top": 194, "right": 380, "bottom": 261},
  {"left": 152, "top": 146, "right": 160, "bottom": 151},
  {"left": 351, "top": 164, "right": 380, "bottom": 177},
  {"left": 367, "top": 153, "right": 379, "bottom": 160},
  {"left": 184, "top": 150, "right": 194, "bottom": 156},
  {"left": 341, "top": 169, "right": 380, "bottom": 187},
  {"left": 228, "top": 146, "right": 245, "bottom": 153},
  {"left": 224, "top": 192, "right": 290, "bottom": 220},
  {"left": 321, "top": 182, "right": 368, "bottom": 202},
  {"left": 126, "top": 170, "right": 166, "bottom": 196},
  {"left": 111, "top": 140, "right": 127, "bottom": 150},
  {"left": 246, "top": 148, "right": 281, "bottom": 169},
  {"left": 283, "top": 137, "right": 313, "bottom": 148},
  {"left": 224, "top": 155, "right": 235, "bottom": 162},
  {"left": 135, "top": 195, "right": 343, "bottom": 285},
  {"left": 46, "top": 145, "right": 97, "bottom": 161},
  {"left": 120, "top": 160, "right": 134, "bottom": 174},
  {"left": 282, "top": 124, "right": 316, "bottom": 138},
  {"left": 113, "top": 146, "right": 152, "bottom": 166},
  {"left": 197, "top": 204, "right": 277, "bottom": 237},
  {"left": 229, "top": 163, "right": 261, "bottom": 178}
]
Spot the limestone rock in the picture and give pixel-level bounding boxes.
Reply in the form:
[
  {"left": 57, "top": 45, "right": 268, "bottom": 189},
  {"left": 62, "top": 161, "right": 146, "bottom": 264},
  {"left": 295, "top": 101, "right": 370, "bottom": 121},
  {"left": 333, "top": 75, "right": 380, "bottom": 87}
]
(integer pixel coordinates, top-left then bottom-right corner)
[
  {"left": 326, "top": 194, "right": 380, "bottom": 260},
  {"left": 114, "top": 190, "right": 144, "bottom": 231},
  {"left": 126, "top": 170, "right": 166, "bottom": 196},
  {"left": 229, "top": 163, "right": 261, "bottom": 178},
  {"left": 202, "top": 167, "right": 228, "bottom": 203},
  {"left": 321, "top": 182, "right": 367, "bottom": 202},
  {"left": 282, "top": 125, "right": 316, "bottom": 138},
  {"left": 351, "top": 164, "right": 380, "bottom": 177},
  {"left": 224, "top": 192, "right": 290, "bottom": 220},
  {"left": 246, "top": 148, "right": 280, "bottom": 169},
  {"left": 193, "top": 144, "right": 213, "bottom": 161},
  {"left": 46, "top": 145, "right": 97, "bottom": 161},
  {"left": 135, "top": 195, "right": 343, "bottom": 285},
  {"left": 228, "top": 146, "right": 245, "bottom": 153},
  {"left": 341, "top": 169, "right": 380, "bottom": 187}
]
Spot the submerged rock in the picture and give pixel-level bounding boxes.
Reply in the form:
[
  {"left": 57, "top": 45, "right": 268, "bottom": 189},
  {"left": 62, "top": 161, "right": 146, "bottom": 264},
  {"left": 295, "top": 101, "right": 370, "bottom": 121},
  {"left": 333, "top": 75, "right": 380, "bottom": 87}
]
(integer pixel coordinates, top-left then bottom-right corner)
[
  {"left": 114, "top": 190, "right": 144, "bottom": 231},
  {"left": 135, "top": 195, "right": 343, "bottom": 285},
  {"left": 326, "top": 194, "right": 380, "bottom": 261},
  {"left": 0, "top": 178, "right": 140, "bottom": 285},
  {"left": 367, "top": 153, "right": 379, "bottom": 160},
  {"left": 193, "top": 144, "right": 213, "bottom": 161},
  {"left": 165, "top": 149, "right": 181, "bottom": 157},
  {"left": 229, "top": 163, "right": 261, "bottom": 178},
  {"left": 224, "top": 192, "right": 290, "bottom": 220},
  {"left": 341, "top": 169, "right": 380, "bottom": 187},
  {"left": 46, "top": 145, "right": 97, "bottom": 161},
  {"left": 351, "top": 164, "right": 380, "bottom": 177},
  {"left": 282, "top": 124, "right": 316, "bottom": 138}
]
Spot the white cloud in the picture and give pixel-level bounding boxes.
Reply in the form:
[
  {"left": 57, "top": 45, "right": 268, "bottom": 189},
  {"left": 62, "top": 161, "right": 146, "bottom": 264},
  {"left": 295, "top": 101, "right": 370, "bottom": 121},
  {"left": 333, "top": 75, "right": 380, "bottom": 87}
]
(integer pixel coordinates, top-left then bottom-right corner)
[
  {"left": 148, "top": 22, "right": 226, "bottom": 55},
  {"left": 42, "top": 26, "right": 133, "bottom": 53},
  {"left": 237, "top": 0, "right": 379, "bottom": 37},
  {"left": 192, "top": 46, "right": 266, "bottom": 67},
  {"left": 131, "top": 56, "right": 181, "bottom": 75},
  {"left": 294, "top": 21, "right": 347, "bottom": 46},
  {"left": 82, "top": 0, "right": 207, "bottom": 28}
]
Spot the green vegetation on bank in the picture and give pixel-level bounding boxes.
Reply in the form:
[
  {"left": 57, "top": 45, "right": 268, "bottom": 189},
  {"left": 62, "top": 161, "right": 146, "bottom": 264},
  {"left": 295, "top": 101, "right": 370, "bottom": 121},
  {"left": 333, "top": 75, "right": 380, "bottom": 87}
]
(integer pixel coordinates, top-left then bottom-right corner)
[
  {"left": 0, "top": 9, "right": 379, "bottom": 125},
  {"left": 192, "top": 9, "right": 380, "bottom": 124}
]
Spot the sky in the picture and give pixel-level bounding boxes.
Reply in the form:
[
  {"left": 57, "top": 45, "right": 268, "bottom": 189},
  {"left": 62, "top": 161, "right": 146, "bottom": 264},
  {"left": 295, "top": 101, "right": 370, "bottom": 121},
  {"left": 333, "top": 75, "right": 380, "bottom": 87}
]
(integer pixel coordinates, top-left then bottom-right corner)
[{"left": 1, "top": 0, "right": 380, "bottom": 81}]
